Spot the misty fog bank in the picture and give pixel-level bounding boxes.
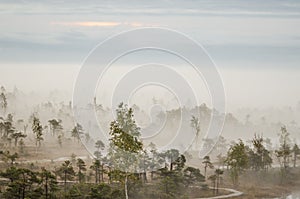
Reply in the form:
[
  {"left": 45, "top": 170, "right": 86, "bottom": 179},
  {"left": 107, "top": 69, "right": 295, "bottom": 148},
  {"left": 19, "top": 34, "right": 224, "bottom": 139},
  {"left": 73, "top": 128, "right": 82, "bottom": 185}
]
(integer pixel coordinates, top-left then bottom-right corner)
[{"left": 0, "top": 63, "right": 300, "bottom": 112}]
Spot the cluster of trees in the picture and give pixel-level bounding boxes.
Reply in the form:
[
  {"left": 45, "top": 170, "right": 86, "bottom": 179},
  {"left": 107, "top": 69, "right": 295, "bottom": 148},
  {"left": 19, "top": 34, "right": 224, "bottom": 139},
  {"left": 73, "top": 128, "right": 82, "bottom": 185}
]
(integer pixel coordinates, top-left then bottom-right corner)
[
  {"left": 0, "top": 103, "right": 207, "bottom": 199},
  {"left": 0, "top": 166, "right": 57, "bottom": 198},
  {"left": 0, "top": 114, "right": 27, "bottom": 150},
  {"left": 223, "top": 127, "right": 300, "bottom": 186},
  {"left": 0, "top": 112, "right": 50, "bottom": 154},
  {"left": 0, "top": 85, "right": 300, "bottom": 198}
]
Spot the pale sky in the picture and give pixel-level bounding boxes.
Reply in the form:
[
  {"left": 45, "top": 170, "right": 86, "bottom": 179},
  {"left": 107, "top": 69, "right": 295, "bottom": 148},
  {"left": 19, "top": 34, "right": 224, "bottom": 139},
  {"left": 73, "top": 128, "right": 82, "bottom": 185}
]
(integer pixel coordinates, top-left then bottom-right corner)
[{"left": 0, "top": 0, "right": 300, "bottom": 110}]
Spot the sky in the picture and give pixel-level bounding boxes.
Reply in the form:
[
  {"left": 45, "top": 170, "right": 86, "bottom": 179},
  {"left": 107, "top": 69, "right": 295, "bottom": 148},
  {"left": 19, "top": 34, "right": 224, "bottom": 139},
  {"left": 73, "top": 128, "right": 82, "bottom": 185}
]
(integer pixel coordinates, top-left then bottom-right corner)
[{"left": 0, "top": 0, "right": 300, "bottom": 110}]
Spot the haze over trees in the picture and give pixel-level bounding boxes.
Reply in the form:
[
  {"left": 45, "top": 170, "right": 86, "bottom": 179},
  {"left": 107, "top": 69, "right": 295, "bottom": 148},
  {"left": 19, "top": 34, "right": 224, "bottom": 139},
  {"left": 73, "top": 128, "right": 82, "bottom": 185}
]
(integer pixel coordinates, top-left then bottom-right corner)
[{"left": 0, "top": 86, "right": 300, "bottom": 198}]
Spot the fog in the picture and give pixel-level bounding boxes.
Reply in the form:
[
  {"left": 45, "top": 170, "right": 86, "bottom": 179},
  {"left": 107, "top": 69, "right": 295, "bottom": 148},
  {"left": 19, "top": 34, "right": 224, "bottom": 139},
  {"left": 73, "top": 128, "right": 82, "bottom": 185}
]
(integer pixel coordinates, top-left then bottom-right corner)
[
  {"left": 1, "top": 1, "right": 300, "bottom": 198},
  {"left": 1, "top": 63, "right": 300, "bottom": 148},
  {"left": 1, "top": 63, "right": 299, "bottom": 110}
]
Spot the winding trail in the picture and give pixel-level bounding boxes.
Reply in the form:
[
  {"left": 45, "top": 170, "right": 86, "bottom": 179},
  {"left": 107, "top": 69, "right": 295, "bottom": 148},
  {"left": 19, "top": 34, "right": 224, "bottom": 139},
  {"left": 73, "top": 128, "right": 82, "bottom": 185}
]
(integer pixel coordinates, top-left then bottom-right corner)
[{"left": 193, "top": 187, "right": 243, "bottom": 199}]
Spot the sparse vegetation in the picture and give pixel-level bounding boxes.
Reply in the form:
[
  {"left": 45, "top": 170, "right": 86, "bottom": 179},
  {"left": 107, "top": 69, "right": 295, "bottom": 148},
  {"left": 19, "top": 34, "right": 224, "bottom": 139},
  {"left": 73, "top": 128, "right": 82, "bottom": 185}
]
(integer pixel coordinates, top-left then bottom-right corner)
[{"left": 0, "top": 86, "right": 300, "bottom": 199}]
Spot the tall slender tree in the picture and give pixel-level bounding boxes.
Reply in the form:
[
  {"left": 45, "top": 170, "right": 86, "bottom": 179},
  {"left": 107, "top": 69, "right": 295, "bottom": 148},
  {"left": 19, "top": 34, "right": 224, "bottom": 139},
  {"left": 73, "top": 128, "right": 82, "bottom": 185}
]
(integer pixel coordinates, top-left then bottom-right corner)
[
  {"left": 108, "top": 103, "right": 143, "bottom": 199},
  {"left": 164, "top": 149, "right": 180, "bottom": 171},
  {"left": 202, "top": 155, "right": 214, "bottom": 179},
  {"left": 225, "top": 140, "right": 248, "bottom": 186},
  {"left": 40, "top": 167, "right": 58, "bottom": 199},
  {"left": 275, "top": 126, "right": 291, "bottom": 169},
  {"left": 190, "top": 115, "right": 200, "bottom": 150},
  {"left": 94, "top": 140, "right": 105, "bottom": 159},
  {"left": 32, "top": 117, "right": 43, "bottom": 150},
  {"left": 90, "top": 159, "right": 101, "bottom": 183},
  {"left": 57, "top": 160, "right": 75, "bottom": 194},
  {"left": 71, "top": 123, "right": 83, "bottom": 143},
  {"left": 215, "top": 169, "right": 224, "bottom": 194},
  {"left": 48, "top": 119, "right": 63, "bottom": 136},
  {"left": 0, "top": 92, "right": 7, "bottom": 116},
  {"left": 292, "top": 144, "right": 300, "bottom": 168},
  {"left": 76, "top": 158, "right": 86, "bottom": 183}
]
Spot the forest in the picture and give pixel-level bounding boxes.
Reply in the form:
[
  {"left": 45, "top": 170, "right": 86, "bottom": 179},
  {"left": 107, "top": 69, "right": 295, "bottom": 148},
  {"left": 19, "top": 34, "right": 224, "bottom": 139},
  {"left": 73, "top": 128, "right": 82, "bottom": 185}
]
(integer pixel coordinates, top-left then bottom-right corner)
[{"left": 0, "top": 86, "right": 300, "bottom": 199}]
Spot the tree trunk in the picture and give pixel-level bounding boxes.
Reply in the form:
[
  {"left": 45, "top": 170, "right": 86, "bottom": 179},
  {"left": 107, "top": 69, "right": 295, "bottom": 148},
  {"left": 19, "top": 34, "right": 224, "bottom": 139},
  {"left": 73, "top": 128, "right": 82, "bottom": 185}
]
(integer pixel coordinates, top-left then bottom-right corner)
[
  {"left": 22, "top": 187, "right": 25, "bottom": 199},
  {"left": 45, "top": 177, "right": 48, "bottom": 199},
  {"left": 35, "top": 141, "right": 38, "bottom": 154},
  {"left": 125, "top": 174, "right": 129, "bottom": 199},
  {"left": 143, "top": 172, "right": 147, "bottom": 183},
  {"left": 216, "top": 176, "right": 219, "bottom": 194},
  {"left": 22, "top": 173, "right": 25, "bottom": 199},
  {"left": 95, "top": 169, "right": 98, "bottom": 183},
  {"left": 195, "top": 134, "right": 199, "bottom": 150},
  {"left": 108, "top": 167, "right": 111, "bottom": 184},
  {"left": 101, "top": 164, "right": 104, "bottom": 182},
  {"left": 78, "top": 169, "right": 81, "bottom": 183},
  {"left": 151, "top": 171, "right": 154, "bottom": 181},
  {"left": 18, "top": 187, "right": 21, "bottom": 199},
  {"left": 64, "top": 171, "right": 67, "bottom": 194}
]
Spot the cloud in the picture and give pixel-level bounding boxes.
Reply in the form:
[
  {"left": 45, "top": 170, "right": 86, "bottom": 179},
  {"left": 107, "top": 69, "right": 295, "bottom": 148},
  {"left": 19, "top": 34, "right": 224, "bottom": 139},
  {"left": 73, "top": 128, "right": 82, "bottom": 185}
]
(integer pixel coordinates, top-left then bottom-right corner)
[
  {"left": 51, "top": 21, "right": 121, "bottom": 27},
  {"left": 1, "top": 0, "right": 300, "bottom": 18},
  {"left": 50, "top": 21, "right": 147, "bottom": 28}
]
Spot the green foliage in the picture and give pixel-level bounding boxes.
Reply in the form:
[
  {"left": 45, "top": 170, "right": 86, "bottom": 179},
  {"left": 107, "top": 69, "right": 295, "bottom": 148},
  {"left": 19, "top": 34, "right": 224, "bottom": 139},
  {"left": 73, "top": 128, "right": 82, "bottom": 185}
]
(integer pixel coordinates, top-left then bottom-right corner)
[
  {"left": 10, "top": 131, "right": 26, "bottom": 147},
  {"left": 40, "top": 167, "right": 58, "bottom": 198},
  {"left": 90, "top": 159, "right": 101, "bottom": 183},
  {"left": 275, "top": 126, "right": 292, "bottom": 182},
  {"left": 0, "top": 167, "right": 42, "bottom": 199},
  {"left": 202, "top": 155, "right": 213, "bottom": 179},
  {"left": 148, "top": 143, "right": 165, "bottom": 180},
  {"left": 225, "top": 139, "right": 248, "bottom": 185},
  {"left": 108, "top": 103, "right": 143, "bottom": 171},
  {"left": 275, "top": 126, "right": 292, "bottom": 169},
  {"left": 32, "top": 117, "right": 43, "bottom": 147},
  {"left": 157, "top": 167, "right": 185, "bottom": 198},
  {"left": 76, "top": 158, "right": 87, "bottom": 183},
  {"left": 164, "top": 149, "right": 180, "bottom": 171},
  {"left": 57, "top": 160, "right": 76, "bottom": 193},
  {"left": 48, "top": 119, "right": 63, "bottom": 136},
  {"left": 0, "top": 150, "right": 19, "bottom": 165},
  {"left": 183, "top": 167, "right": 205, "bottom": 187},
  {"left": 89, "top": 183, "right": 112, "bottom": 199},
  {"left": 292, "top": 143, "right": 300, "bottom": 167},
  {"left": 0, "top": 117, "right": 15, "bottom": 142},
  {"left": 248, "top": 134, "right": 272, "bottom": 171}
]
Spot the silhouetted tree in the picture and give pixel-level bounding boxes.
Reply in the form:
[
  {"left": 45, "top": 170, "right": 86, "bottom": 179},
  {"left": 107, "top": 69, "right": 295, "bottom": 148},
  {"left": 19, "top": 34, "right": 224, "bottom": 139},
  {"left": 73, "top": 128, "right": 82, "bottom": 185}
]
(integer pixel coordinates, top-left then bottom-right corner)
[
  {"left": 40, "top": 167, "right": 58, "bottom": 199},
  {"left": 190, "top": 115, "right": 201, "bottom": 150},
  {"left": 0, "top": 92, "right": 7, "bottom": 116},
  {"left": 71, "top": 123, "right": 83, "bottom": 143},
  {"left": 10, "top": 131, "right": 26, "bottom": 147},
  {"left": 57, "top": 160, "right": 75, "bottom": 194},
  {"left": 76, "top": 158, "right": 87, "bottom": 183},
  {"left": 292, "top": 144, "right": 300, "bottom": 168},
  {"left": 275, "top": 126, "right": 291, "bottom": 170},
  {"left": 202, "top": 155, "right": 213, "bottom": 179},
  {"left": 32, "top": 117, "right": 43, "bottom": 150}
]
